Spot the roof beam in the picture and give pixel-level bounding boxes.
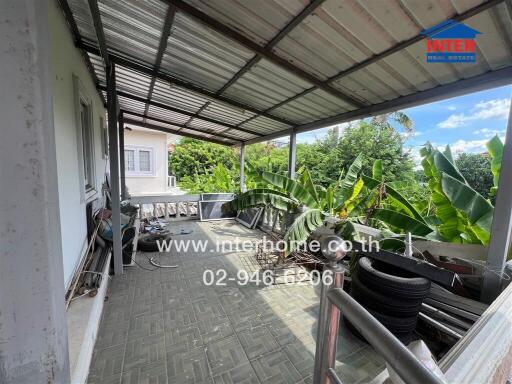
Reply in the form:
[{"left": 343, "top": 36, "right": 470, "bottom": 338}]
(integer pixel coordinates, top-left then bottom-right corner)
[
  {"left": 87, "top": 0, "right": 110, "bottom": 67},
  {"left": 189, "top": 0, "right": 325, "bottom": 132},
  {"left": 237, "top": 0, "right": 505, "bottom": 126},
  {"left": 124, "top": 110, "right": 244, "bottom": 142},
  {"left": 164, "top": 0, "right": 365, "bottom": 108},
  {"left": 143, "top": 5, "right": 176, "bottom": 117},
  {"left": 123, "top": 116, "right": 235, "bottom": 146},
  {"left": 217, "top": 0, "right": 326, "bottom": 95},
  {"left": 78, "top": 41, "right": 295, "bottom": 127},
  {"left": 244, "top": 66, "right": 512, "bottom": 145},
  {"left": 101, "top": 86, "right": 262, "bottom": 137}
]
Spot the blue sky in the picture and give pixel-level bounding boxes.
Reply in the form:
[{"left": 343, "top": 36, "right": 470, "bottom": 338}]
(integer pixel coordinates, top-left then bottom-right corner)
[{"left": 293, "top": 84, "right": 511, "bottom": 164}]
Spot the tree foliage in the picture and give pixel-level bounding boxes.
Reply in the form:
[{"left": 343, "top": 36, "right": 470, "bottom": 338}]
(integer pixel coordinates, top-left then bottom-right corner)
[
  {"left": 169, "top": 138, "right": 238, "bottom": 179},
  {"left": 455, "top": 152, "right": 494, "bottom": 200}
]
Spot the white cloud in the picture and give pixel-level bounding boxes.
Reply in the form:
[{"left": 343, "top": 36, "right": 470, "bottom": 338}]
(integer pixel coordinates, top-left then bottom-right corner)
[
  {"left": 474, "top": 128, "right": 506, "bottom": 138},
  {"left": 449, "top": 136, "right": 505, "bottom": 154},
  {"left": 437, "top": 98, "right": 510, "bottom": 129},
  {"left": 447, "top": 105, "right": 457, "bottom": 111}
]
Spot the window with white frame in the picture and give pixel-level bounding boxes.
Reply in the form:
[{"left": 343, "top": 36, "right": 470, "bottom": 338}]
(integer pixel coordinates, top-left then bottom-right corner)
[
  {"left": 124, "top": 146, "right": 155, "bottom": 176},
  {"left": 74, "top": 75, "right": 96, "bottom": 202}
]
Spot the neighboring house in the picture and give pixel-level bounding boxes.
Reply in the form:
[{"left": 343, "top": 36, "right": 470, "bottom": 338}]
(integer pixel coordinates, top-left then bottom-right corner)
[
  {"left": 123, "top": 126, "right": 180, "bottom": 195},
  {"left": 124, "top": 126, "right": 166, "bottom": 194}
]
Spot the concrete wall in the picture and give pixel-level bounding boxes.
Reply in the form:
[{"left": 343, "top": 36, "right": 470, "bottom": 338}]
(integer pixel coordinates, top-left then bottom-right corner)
[
  {"left": 124, "top": 127, "right": 168, "bottom": 194},
  {"left": 49, "top": 0, "right": 107, "bottom": 287},
  {"left": 0, "top": 1, "right": 70, "bottom": 382}
]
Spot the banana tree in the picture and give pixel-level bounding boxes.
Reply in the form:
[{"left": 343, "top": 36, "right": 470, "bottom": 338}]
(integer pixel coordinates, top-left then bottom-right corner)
[
  {"left": 230, "top": 154, "right": 365, "bottom": 254},
  {"left": 486, "top": 135, "right": 503, "bottom": 197},
  {"left": 365, "top": 143, "right": 495, "bottom": 245}
]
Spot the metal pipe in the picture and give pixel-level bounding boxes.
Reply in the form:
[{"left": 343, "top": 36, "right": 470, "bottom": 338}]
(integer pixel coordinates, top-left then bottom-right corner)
[
  {"left": 328, "top": 288, "right": 444, "bottom": 384},
  {"left": 118, "top": 111, "right": 126, "bottom": 201},
  {"left": 421, "top": 303, "right": 472, "bottom": 330},
  {"left": 313, "top": 264, "right": 344, "bottom": 384},
  {"left": 418, "top": 312, "right": 463, "bottom": 339},
  {"left": 288, "top": 130, "right": 297, "bottom": 179},
  {"left": 107, "top": 63, "right": 123, "bottom": 275},
  {"left": 240, "top": 142, "right": 246, "bottom": 192},
  {"left": 327, "top": 368, "right": 343, "bottom": 384}
]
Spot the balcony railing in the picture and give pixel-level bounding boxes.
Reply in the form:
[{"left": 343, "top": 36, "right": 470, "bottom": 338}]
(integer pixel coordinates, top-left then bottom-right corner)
[
  {"left": 313, "top": 262, "right": 444, "bottom": 384},
  {"left": 129, "top": 194, "right": 200, "bottom": 221}
]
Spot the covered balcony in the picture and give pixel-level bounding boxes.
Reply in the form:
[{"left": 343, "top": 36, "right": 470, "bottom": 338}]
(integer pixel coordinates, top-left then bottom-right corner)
[{"left": 2, "top": 1, "right": 512, "bottom": 384}]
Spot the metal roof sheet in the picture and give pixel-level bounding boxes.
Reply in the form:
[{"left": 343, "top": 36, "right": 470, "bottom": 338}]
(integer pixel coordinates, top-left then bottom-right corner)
[{"left": 62, "top": 0, "right": 512, "bottom": 145}]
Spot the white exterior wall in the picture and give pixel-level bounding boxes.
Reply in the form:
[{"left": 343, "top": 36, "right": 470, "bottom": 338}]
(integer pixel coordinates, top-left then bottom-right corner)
[
  {"left": 49, "top": 0, "right": 107, "bottom": 287},
  {"left": 124, "top": 127, "right": 168, "bottom": 194},
  {"left": 0, "top": 1, "right": 71, "bottom": 382}
]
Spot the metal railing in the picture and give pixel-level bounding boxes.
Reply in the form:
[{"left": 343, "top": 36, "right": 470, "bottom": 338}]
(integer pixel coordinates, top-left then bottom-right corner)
[
  {"left": 313, "top": 261, "right": 444, "bottom": 384},
  {"left": 129, "top": 194, "right": 200, "bottom": 221}
]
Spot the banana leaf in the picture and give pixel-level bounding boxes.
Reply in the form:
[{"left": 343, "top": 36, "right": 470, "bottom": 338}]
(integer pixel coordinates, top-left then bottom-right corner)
[
  {"left": 334, "top": 220, "right": 356, "bottom": 241},
  {"left": 422, "top": 147, "right": 463, "bottom": 242},
  {"left": 325, "top": 185, "right": 334, "bottom": 214},
  {"left": 371, "top": 208, "right": 433, "bottom": 236},
  {"left": 362, "top": 175, "right": 425, "bottom": 222},
  {"left": 262, "top": 171, "right": 319, "bottom": 208},
  {"left": 336, "top": 153, "right": 363, "bottom": 203},
  {"left": 441, "top": 172, "right": 494, "bottom": 244},
  {"left": 433, "top": 146, "right": 466, "bottom": 183},
  {"left": 486, "top": 135, "right": 503, "bottom": 195},
  {"left": 284, "top": 209, "right": 325, "bottom": 254},
  {"left": 339, "top": 178, "right": 364, "bottom": 215},
  {"left": 230, "top": 189, "right": 297, "bottom": 212},
  {"left": 298, "top": 168, "right": 320, "bottom": 205}
]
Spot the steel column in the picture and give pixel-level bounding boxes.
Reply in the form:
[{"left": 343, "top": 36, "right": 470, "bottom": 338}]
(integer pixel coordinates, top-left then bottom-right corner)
[
  {"left": 288, "top": 130, "right": 297, "bottom": 179},
  {"left": 240, "top": 143, "right": 246, "bottom": 192},
  {"left": 118, "top": 111, "right": 126, "bottom": 200},
  {"left": 481, "top": 98, "right": 512, "bottom": 303},
  {"left": 107, "top": 63, "right": 123, "bottom": 275},
  {"left": 313, "top": 264, "right": 344, "bottom": 384}
]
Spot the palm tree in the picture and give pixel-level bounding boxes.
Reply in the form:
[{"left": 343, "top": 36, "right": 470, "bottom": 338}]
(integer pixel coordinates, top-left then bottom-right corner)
[{"left": 371, "top": 111, "right": 414, "bottom": 133}]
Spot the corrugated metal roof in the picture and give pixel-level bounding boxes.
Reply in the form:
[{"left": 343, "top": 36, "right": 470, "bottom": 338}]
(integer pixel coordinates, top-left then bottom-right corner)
[
  {"left": 160, "top": 12, "right": 254, "bottom": 92},
  {"left": 63, "top": 0, "right": 512, "bottom": 145},
  {"left": 151, "top": 79, "right": 208, "bottom": 113}
]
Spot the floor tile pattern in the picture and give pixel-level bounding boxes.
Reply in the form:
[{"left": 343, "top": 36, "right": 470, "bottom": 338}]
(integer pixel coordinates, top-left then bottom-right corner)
[{"left": 87, "top": 221, "right": 384, "bottom": 383}]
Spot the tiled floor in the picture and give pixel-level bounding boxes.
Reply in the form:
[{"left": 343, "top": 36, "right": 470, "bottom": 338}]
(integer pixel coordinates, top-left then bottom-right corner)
[{"left": 87, "top": 221, "right": 385, "bottom": 384}]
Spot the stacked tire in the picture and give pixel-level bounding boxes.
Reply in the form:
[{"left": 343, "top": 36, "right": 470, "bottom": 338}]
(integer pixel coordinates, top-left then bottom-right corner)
[{"left": 347, "top": 257, "right": 431, "bottom": 344}]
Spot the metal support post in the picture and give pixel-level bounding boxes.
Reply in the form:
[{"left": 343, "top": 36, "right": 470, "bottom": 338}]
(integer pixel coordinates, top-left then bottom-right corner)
[
  {"left": 240, "top": 142, "right": 246, "bottom": 192},
  {"left": 119, "top": 111, "right": 126, "bottom": 200},
  {"left": 482, "top": 98, "right": 512, "bottom": 303},
  {"left": 107, "top": 63, "right": 123, "bottom": 275},
  {"left": 313, "top": 235, "right": 346, "bottom": 384},
  {"left": 288, "top": 129, "right": 297, "bottom": 179}
]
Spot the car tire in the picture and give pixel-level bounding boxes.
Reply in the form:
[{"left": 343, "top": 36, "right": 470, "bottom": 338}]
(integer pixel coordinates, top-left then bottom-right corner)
[
  {"left": 137, "top": 233, "right": 172, "bottom": 252},
  {"left": 350, "top": 274, "right": 423, "bottom": 317},
  {"left": 357, "top": 257, "right": 431, "bottom": 299}
]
